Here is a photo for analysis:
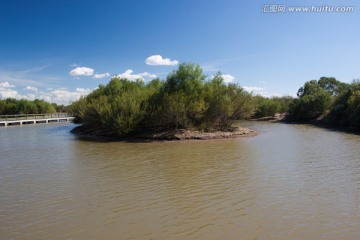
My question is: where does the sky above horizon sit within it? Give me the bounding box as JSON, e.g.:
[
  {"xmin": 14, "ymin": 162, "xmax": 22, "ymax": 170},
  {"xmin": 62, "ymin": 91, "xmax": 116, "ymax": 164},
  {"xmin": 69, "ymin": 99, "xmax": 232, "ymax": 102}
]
[{"xmin": 1, "ymin": 0, "xmax": 359, "ymax": 104}]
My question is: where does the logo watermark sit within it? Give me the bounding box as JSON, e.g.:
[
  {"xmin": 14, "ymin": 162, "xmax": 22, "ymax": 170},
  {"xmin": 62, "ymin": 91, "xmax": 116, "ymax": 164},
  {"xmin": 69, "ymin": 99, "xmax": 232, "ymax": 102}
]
[{"xmin": 262, "ymin": 5, "xmax": 355, "ymax": 13}]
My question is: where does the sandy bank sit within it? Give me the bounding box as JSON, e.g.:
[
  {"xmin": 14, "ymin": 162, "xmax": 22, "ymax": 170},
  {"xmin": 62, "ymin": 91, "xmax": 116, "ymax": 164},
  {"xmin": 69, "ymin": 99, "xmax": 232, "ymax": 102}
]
[{"xmin": 71, "ymin": 125, "xmax": 258, "ymax": 141}]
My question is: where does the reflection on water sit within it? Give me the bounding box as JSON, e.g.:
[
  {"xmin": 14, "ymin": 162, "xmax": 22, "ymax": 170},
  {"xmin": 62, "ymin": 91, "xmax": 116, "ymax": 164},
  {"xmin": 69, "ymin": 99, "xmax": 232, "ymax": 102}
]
[{"xmin": 1, "ymin": 122, "xmax": 360, "ymax": 239}]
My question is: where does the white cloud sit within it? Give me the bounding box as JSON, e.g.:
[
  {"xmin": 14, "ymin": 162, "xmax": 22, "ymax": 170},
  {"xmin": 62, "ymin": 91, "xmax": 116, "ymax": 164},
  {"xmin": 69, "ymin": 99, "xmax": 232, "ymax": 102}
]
[
  {"xmin": 43, "ymin": 88, "xmax": 91, "ymax": 104},
  {"xmin": 0, "ymin": 82, "xmax": 23, "ymax": 99},
  {"xmin": 0, "ymin": 82, "xmax": 15, "ymax": 88},
  {"xmin": 0, "ymin": 88, "xmax": 22, "ymax": 99},
  {"xmin": 0, "ymin": 80, "xmax": 92, "ymax": 104},
  {"xmin": 145, "ymin": 55, "xmax": 179, "ymax": 66},
  {"xmin": 93, "ymin": 72, "xmax": 110, "ymax": 79},
  {"xmin": 25, "ymin": 86, "xmax": 38, "ymax": 92},
  {"xmin": 69, "ymin": 67, "xmax": 94, "ymax": 77},
  {"xmin": 139, "ymin": 72, "xmax": 157, "ymax": 79},
  {"xmin": 210, "ymin": 74, "xmax": 235, "ymax": 83},
  {"xmin": 243, "ymin": 86, "xmax": 265, "ymax": 92},
  {"xmin": 117, "ymin": 70, "xmax": 157, "ymax": 81},
  {"xmin": 222, "ymin": 74, "xmax": 235, "ymax": 83},
  {"xmin": 243, "ymin": 86, "xmax": 273, "ymax": 97},
  {"xmin": 117, "ymin": 69, "xmax": 143, "ymax": 81},
  {"xmin": 25, "ymin": 87, "xmax": 92, "ymax": 104}
]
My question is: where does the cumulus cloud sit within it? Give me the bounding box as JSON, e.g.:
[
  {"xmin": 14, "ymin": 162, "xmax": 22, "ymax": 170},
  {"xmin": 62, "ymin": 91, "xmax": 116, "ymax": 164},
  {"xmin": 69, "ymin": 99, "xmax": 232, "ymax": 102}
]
[
  {"xmin": 243, "ymin": 86, "xmax": 273, "ymax": 97},
  {"xmin": 25, "ymin": 86, "xmax": 38, "ymax": 92},
  {"xmin": 43, "ymin": 88, "xmax": 91, "ymax": 104},
  {"xmin": 0, "ymin": 88, "xmax": 22, "ymax": 99},
  {"xmin": 117, "ymin": 70, "xmax": 157, "ymax": 81},
  {"xmin": 69, "ymin": 67, "xmax": 94, "ymax": 77},
  {"xmin": 0, "ymin": 82, "xmax": 23, "ymax": 99},
  {"xmin": 117, "ymin": 70, "xmax": 143, "ymax": 81},
  {"xmin": 139, "ymin": 72, "xmax": 157, "ymax": 79},
  {"xmin": 210, "ymin": 74, "xmax": 235, "ymax": 83},
  {"xmin": 0, "ymin": 81, "xmax": 92, "ymax": 104},
  {"xmin": 222, "ymin": 74, "xmax": 235, "ymax": 83},
  {"xmin": 93, "ymin": 72, "xmax": 110, "ymax": 79},
  {"xmin": 0, "ymin": 82, "xmax": 15, "ymax": 88},
  {"xmin": 25, "ymin": 87, "xmax": 92, "ymax": 104},
  {"xmin": 145, "ymin": 55, "xmax": 179, "ymax": 66},
  {"xmin": 243, "ymin": 86, "xmax": 265, "ymax": 92}
]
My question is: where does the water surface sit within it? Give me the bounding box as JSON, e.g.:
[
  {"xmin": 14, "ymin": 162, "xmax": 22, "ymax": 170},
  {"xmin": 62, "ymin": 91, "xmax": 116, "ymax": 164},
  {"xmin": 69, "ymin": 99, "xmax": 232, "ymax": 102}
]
[{"xmin": 1, "ymin": 122, "xmax": 360, "ymax": 239}]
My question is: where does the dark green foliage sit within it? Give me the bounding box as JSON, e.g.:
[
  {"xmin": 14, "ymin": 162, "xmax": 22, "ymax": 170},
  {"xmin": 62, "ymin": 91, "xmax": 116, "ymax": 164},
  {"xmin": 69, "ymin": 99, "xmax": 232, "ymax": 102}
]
[
  {"xmin": 70, "ymin": 64, "xmax": 256, "ymax": 136},
  {"xmin": 286, "ymin": 76, "xmax": 360, "ymax": 129},
  {"xmin": 0, "ymin": 98, "xmax": 56, "ymax": 114},
  {"xmin": 69, "ymin": 78, "xmax": 152, "ymax": 136},
  {"xmin": 52, "ymin": 103, "xmax": 69, "ymax": 113},
  {"xmin": 68, "ymin": 68, "xmax": 360, "ymax": 131},
  {"xmin": 253, "ymin": 96, "xmax": 292, "ymax": 118},
  {"xmin": 318, "ymin": 77, "xmax": 348, "ymax": 96},
  {"xmin": 288, "ymin": 92, "xmax": 331, "ymax": 122},
  {"xmin": 326, "ymin": 81, "xmax": 360, "ymax": 128},
  {"xmin": 202, "ymin": 74, "xmax": 255, "ymax": 129},
  {"xmin": 287, "ymin": 78, "xmax": 333, "ymax": 122},
  {"xmin": 150, "ymin": 64, "xmax": 207, "ymax": 129}
]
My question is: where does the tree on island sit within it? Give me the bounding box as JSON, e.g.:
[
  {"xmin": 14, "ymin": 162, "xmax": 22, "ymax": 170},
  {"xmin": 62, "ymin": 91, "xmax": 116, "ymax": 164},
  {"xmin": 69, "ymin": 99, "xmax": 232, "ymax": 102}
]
[{"xmin": 69, "ymin": 63, "xmax": 256, "ymax": 137}]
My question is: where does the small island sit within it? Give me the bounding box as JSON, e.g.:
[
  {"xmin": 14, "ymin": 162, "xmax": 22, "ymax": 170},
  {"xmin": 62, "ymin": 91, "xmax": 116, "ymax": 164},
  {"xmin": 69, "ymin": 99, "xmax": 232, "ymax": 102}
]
[
  {"xmin": 70, "ymin": 63, "xmax": 258, "ymax": 140},
  {"xmin": 68, "ymin": 63, "xmax": 360, "ymax": 140}
]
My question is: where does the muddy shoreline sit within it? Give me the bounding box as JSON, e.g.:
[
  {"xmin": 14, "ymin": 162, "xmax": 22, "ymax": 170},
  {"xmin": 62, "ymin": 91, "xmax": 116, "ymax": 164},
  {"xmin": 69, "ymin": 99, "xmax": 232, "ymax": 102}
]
[{"xmin": 71, "ymin": 125, "xmax": 258, "ymax": 142}]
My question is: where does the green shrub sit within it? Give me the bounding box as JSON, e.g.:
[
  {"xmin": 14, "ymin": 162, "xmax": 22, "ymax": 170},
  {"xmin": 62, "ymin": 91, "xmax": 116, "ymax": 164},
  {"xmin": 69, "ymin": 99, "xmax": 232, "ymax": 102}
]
[{"xmin": 70, "ymin": 63, "xmax": 257, "ymax": 136}]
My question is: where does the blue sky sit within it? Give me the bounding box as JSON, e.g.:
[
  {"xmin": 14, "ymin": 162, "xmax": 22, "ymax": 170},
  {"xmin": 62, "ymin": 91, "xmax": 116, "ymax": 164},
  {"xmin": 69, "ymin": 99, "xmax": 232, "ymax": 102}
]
[{"xmin": 0, "ymin": 0, "xmax": 359, "ymax": 104}]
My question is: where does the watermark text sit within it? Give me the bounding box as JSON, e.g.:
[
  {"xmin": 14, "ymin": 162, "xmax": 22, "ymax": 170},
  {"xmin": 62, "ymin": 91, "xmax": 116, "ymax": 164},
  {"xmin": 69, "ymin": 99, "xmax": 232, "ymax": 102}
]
[{"xmin": 262, "ymin": 5, "xmax": 354, "ymax": 13}]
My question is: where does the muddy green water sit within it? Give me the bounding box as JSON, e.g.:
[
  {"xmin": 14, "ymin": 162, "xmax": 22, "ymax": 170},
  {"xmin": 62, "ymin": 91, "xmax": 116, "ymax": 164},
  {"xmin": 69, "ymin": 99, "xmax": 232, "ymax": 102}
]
[{"xmin": 1, "ymin": 122, "xmax": 360, "ymax": 240}]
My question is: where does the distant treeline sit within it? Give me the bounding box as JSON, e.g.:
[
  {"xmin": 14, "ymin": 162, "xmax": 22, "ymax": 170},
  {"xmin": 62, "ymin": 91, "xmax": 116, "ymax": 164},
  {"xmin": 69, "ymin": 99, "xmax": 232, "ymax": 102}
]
[
  {"xmin": 252, "ymin": 95, "xmax": 292, "ymax": 119},
  {"xmin": 287, "ymin": 77, "xmax": 360, "ymax": 129},
  {"xmin": 0, "ymin": 98, "xmax": 68, "ymax": 115}
]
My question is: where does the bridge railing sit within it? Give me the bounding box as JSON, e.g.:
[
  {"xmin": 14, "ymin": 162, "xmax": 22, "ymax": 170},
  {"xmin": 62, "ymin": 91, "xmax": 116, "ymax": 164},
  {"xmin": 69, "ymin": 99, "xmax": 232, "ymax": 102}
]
[{"xmin": 0, "ymin": 113, "xmax": 72, "ymax": 121}]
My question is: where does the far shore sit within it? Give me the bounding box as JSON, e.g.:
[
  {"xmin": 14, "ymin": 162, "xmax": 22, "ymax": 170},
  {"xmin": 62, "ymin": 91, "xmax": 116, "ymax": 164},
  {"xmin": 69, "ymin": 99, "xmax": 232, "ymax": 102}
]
[{"xmin": 71, "ymin": 125, "xmax": 259, "ymax": 142}]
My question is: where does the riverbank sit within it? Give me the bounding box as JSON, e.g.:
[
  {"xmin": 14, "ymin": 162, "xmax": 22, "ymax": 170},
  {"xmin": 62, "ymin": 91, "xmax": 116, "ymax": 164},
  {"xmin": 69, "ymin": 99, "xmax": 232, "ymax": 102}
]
[
  {"xmin": 251, "ymin": 113, "xmax": 360, "ymax": 135},
  {"xmin": 250, "ymin": 113, "xmax": 287, "ymax": 122},
  {"xmin": 71, "ymin": 125, "xmax": 258, "ymax": 141}
]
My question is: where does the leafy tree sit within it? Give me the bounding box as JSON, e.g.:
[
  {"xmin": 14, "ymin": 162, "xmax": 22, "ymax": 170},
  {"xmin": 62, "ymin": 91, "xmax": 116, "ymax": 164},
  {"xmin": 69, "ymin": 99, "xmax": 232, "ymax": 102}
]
[
  {"xmin": 70, "ymin": 63, "xmax": 257, "ymax": 136},
  {"xmin": 0, "ymin": 100, "xmax": 5, "ymax": 114},
  {"xmin": 287, "ymin": 78, "xmax": 333, "ymax": 122},
  {"xmin": 18, "ymin": 100, "xmax": 37, "ymax": 114},
  {"xmin": 33, "ymin": 99, "xmax": 56, "ymax": 113},
  {"xmin": 203, "ymin": 73, "xmax": 234, "ymax": 129},
  {"xmin": 252, "ymin": 95, "xmax": 292, "ymax": 118},
  {"xmin": 326, "ymin": 81, "xmax": 360, "ymax": 128},
  {"xmin": 318, "ymin": 77, "xmax": 348, "ymax": 96},
  {"xmin": 149, "ymin": 63, "xmax": 207, "ymax": 129}
]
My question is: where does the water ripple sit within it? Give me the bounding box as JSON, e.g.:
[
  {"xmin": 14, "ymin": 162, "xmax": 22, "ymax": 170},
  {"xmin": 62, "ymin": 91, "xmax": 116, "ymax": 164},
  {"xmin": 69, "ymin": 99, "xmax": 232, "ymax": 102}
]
[{"xmin": 1, "ymin": 123, "xmax": 360, "ymax": 239}]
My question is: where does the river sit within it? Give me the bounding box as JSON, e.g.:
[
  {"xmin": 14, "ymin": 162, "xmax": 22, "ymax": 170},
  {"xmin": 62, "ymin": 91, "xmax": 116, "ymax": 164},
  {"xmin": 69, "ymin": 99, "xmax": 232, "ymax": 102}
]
[{"xmin": 1, "ymin": 122, "xmax": 360, "ymax": 240}]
